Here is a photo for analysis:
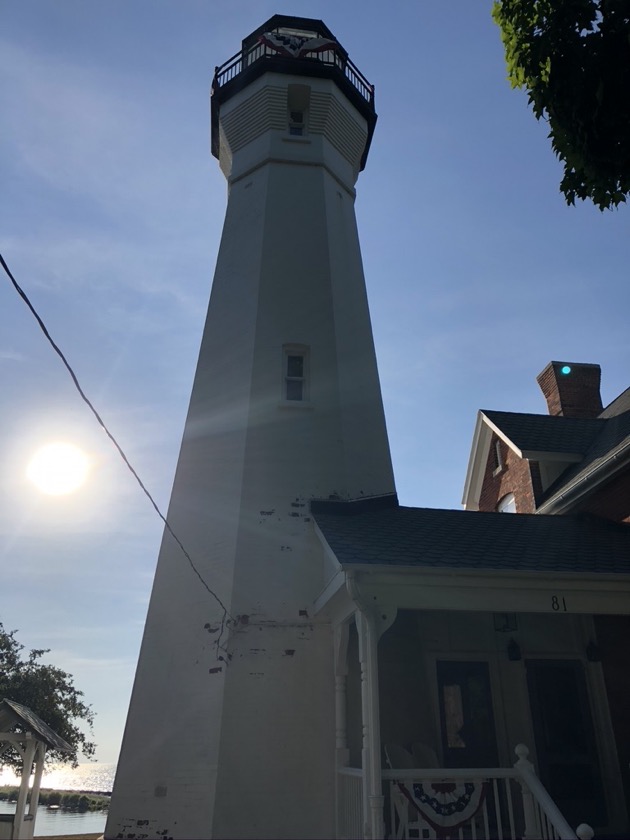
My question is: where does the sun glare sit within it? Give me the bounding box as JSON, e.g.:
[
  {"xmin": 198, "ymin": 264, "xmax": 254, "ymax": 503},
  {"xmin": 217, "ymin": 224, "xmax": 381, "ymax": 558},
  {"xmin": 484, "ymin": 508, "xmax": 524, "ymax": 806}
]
[{"xmin": 26, "ymin": 442, "xmax": 90, "ymax": 496}]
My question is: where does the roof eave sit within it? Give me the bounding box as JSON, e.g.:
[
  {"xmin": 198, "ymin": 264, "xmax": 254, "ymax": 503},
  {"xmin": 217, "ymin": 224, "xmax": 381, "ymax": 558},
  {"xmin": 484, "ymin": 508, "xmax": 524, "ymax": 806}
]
[
  {"xmin": 462, "ymin": 412, "xmax": 490, "ymax": 510},
  {"xmin": 537, "ymin": 439, "xmax": 630, "ymax": 514}
]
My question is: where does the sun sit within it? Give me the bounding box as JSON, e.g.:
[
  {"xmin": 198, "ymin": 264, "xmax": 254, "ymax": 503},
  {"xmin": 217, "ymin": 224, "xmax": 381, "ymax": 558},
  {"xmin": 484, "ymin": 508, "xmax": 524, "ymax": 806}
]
[{"xmin": 26, "ymin": 442, "xmax": 90, "ymax": 496}]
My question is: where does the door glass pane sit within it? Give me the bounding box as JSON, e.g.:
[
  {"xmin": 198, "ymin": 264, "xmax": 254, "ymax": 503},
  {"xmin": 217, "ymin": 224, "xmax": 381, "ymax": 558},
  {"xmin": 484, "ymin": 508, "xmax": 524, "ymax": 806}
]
[{"xmin": 437, "ymin": 661, "xmax": 499, "ymax": 768}]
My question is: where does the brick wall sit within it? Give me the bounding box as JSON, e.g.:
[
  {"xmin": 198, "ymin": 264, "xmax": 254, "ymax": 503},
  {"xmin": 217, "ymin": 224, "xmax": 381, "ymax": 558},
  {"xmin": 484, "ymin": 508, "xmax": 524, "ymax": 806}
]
[
  {"xmin": 573, "ymin": 470, "xmax": 630, "ymax": 523},
  {"xmin": 537, "ymin": 361, "xmax": 603, "ymax": 418},
  {"xmin": 478, "ymin": 435, "xmax": 542, "ymax": 513}
]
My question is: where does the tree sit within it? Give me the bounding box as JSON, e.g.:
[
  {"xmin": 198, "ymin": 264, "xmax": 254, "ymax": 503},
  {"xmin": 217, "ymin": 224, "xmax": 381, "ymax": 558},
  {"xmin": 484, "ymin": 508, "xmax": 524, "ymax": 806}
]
[
  {"xmin": 0, "ymin": 623, "xmax": 95, "ymax": 772},
  {"xmin": 492, "ymin": 0, "xmax": 630, "ymax": 210}
]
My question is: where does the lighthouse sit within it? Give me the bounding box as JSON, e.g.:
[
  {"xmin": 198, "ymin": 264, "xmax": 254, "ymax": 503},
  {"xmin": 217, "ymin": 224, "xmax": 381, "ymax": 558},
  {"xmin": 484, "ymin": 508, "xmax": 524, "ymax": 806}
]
[{"xmin": 106, "ymin": 16, "xmax": 395, "ymax": 839}]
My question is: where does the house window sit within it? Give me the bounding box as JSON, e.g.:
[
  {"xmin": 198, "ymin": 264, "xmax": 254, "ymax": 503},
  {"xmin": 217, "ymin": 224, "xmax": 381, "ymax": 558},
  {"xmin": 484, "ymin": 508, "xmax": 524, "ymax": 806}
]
[
  {"xmin": 283, "ymin": 345, "xmax": 309, "ymax": 402},
  {"xmin": 493, "ymin": 439, "xmax": 504, "ymax": 475},
  {"xmin": 497, "ymin": 492, "xmax": 516, "ymax": 513}
]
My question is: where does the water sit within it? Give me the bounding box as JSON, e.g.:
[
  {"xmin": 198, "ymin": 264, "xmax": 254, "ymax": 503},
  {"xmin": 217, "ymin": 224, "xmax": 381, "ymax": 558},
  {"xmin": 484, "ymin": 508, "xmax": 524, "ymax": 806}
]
[
  {"xmin": 0, "ymin": 763, "xmax": 116, "ymax": 793},
  {"xmin": 0, "ymin": 801, "xmax": 106, "ymax": 836},
  {"xmin": 0, "ymin": 764, "xmax": 115, "ymax": 836}
]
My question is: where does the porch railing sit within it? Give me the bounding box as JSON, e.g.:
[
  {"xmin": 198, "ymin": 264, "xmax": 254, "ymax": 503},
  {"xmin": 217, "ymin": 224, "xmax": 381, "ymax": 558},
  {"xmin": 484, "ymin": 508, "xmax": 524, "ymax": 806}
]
[
  {"xmin": 337, "ymin": 745, "xmax": 595, "ymax": 840},
  {"xmin": 337, "ymin": 766, "xmax": 364, "ymax": 840}
]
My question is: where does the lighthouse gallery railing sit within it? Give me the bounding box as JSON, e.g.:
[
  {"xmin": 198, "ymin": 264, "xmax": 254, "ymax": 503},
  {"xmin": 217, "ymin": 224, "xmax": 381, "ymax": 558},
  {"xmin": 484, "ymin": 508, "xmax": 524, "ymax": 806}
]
[{"xmin": 213, "ymin": 42, "xmax": 375, "ymax": 106}]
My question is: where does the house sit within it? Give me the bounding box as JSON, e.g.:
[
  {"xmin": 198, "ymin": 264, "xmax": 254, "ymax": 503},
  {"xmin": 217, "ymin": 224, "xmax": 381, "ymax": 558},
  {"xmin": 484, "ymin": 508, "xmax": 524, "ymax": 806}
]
[
  {"xmin": 458, "ymin": 359, "xmax": 630, "ymax": 834},
  {"xmin": 106, "ymin": 15, "xmax": 630, "ymax": 840}
]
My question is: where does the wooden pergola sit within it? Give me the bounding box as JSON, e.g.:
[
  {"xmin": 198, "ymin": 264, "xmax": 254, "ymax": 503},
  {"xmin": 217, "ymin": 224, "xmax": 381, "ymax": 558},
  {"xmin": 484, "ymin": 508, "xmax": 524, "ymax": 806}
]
[{"xmin": 0, "ymin": 699, "xmax": 72, "ymax": 840}]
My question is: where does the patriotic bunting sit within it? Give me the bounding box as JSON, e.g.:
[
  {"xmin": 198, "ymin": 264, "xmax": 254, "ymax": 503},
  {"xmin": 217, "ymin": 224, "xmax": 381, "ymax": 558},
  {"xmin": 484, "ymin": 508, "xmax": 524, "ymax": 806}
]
[
  {"xmin": 396, "ymin": 779, "xmax": 488, "ymax": 838},
  {"xmin": 258, "ymin": 32, "xmax": 337, "ymax": 58}
]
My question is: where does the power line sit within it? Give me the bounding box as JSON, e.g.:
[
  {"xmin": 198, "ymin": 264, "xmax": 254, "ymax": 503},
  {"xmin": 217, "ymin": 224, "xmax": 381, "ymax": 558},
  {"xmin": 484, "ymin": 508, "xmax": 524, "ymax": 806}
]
[{"xmin": 0, "ymin": 252, "xmax": 234, "ymax": 645}]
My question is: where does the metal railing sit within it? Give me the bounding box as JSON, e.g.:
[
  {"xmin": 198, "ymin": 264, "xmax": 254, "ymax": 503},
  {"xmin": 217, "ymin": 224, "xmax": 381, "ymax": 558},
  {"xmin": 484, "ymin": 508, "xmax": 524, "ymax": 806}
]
[{"xmin": 213, "ymin": 41, "xmax": 374, "ymax": 106}]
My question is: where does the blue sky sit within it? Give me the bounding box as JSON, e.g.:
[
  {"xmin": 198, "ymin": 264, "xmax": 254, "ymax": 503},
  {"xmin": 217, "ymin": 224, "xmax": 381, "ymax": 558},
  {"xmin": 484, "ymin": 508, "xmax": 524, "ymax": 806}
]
[{"xmin": 1, "ymin": 1, "xmax": 629, "ymax": 764}]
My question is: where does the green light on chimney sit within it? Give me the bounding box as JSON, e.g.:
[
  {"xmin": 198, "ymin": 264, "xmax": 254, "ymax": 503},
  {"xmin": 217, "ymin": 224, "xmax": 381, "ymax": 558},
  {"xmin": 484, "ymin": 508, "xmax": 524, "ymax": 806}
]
[{"xmin": 560, "ymin": 365, "xmax": 572, "ymax": 375}]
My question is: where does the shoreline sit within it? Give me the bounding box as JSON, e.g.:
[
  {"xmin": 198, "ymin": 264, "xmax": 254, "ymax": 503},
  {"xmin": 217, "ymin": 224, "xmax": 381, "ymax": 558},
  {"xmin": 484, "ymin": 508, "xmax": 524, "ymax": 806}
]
[
  {"xmin": 0, "ymin": 785, "xmax": 110, "ymax": 811},
  {"xmin": 34, "ymin": 836, "xmax": 103, "ymax": 840}
]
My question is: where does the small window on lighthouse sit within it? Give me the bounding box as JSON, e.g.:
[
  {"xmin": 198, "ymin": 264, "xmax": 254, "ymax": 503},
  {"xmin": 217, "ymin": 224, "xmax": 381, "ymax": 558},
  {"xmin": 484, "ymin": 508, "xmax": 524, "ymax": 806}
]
[
  {"xmin": 287, "ymin": 84, "xmax": 310, "ymax": 137},
  {"xmin": 283, "ymin": 345, "xmax": 309, "ymax": 402},
  {"xmin": 289, "ymin": 110, "xmax": 305, "ymax": 136}
]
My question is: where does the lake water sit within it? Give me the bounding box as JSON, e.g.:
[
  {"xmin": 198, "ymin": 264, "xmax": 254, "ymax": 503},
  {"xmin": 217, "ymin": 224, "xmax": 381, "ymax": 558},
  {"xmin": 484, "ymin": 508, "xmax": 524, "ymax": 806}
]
[
  {"xmin": 0, "ymin": 764, "xmax": 115, "ymax": 836},
  {"xmin": 0, "ymin": 763, "xmax": 116, "ymax": 793},
  {"xmin": 0, "ymin": 801, "xmax": 106, "ymax": 836}
]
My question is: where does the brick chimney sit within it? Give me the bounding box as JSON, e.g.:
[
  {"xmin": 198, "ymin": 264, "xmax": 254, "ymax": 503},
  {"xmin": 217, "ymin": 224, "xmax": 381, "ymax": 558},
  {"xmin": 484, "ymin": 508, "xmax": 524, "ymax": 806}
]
[{"xmin": 537, "ymin": 361, "xmax": 603, "ymax": 418}]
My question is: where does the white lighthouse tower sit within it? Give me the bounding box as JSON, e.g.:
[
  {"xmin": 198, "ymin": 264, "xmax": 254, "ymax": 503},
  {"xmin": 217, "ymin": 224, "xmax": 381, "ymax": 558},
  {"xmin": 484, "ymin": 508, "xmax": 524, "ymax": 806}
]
[{"xmin": 106, "ymin": 16, "xmax": 395, "ymax": 839}]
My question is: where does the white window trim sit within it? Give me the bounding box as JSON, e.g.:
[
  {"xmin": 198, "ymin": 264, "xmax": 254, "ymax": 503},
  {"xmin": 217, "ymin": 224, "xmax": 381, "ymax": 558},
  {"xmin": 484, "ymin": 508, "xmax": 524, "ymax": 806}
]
[{"xmin": 492, "ymin": 439, "xmax": 504, "ymax": 476}]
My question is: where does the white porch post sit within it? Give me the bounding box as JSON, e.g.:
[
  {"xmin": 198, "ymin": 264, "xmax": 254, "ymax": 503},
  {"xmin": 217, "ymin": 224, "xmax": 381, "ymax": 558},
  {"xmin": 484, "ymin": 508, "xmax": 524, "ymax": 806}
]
[
  {"xmin": 334, "ymin": 622, "xmax": 351, "ymax": 840},
  {"xmin": 356, "ymin": 609, "xmax": 385, "ymax": 840},
  {"xmin": 335, "ymin": 622, "xmax": 350, "ymax": 767}
]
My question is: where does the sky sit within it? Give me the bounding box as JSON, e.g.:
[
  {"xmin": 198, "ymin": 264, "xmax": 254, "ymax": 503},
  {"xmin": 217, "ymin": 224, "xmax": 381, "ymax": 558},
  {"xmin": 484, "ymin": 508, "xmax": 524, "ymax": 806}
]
[{"xmin": 1, "ymin": 1, "xmax": 629, "ymax": 765}]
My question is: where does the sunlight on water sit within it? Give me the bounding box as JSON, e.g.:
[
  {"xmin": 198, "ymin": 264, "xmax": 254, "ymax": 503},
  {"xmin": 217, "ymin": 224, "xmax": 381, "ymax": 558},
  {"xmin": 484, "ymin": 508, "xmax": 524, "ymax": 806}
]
[
  {"xmin": 0, "ymin": 765, "xmax": 114, "ymax": 837},
  {"xmin": 0, "ymin": 763, "xmax": 115, "ymax": 793}
]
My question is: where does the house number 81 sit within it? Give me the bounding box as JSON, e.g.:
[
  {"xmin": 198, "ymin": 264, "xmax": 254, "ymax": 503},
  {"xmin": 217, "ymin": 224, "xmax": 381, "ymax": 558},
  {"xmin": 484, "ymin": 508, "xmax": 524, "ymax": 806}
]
[{"xmin": 551, "ymin": 595, "xmax": 567, "ymax": 612}]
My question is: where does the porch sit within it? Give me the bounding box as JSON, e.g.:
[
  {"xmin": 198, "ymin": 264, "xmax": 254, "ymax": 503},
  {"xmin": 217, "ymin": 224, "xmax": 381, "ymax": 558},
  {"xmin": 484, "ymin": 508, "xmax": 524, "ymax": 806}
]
[
  {"xmin": 331, "ymin": 606, "xmax": 619, "ymax": 839},
  {"xmin": 337, "ymin": 744, "xmax": 595, "ymax": 840},
  {"xmin": 312, "ymin": 500, "xmax": 630, "ymax": 839}
]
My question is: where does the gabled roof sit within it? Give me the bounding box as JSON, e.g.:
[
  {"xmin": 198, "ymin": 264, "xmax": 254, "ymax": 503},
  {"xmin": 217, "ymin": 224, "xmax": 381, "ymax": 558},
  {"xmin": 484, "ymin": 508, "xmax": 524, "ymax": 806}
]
[
  {"xmin": 0, "ymin": 698, "xmax": 73, "ymax": 752},
  {"xmin": 482, "ymin": 411, "xmax": 603, "ymax": 457},
  {"xmin": 463, "ymin": 388, "xmax": 630, "ymax": 512},
  {"xmin": 314, "ymin": 505, "xmax": 630, "ymax": 575},
  {"xmin": 600, "ymin": 386, "xmax": 630, "ymax": 419},
  {"xmin": 538, "ymin": 399, "xmax": 630, "ymax": 512}
]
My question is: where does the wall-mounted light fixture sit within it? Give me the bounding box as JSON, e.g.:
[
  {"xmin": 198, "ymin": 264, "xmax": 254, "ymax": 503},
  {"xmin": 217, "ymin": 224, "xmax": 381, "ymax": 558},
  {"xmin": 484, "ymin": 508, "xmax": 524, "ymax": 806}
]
[{"xmin": 494, "ymin": 613, "xmax": 518, "ymax": 633}]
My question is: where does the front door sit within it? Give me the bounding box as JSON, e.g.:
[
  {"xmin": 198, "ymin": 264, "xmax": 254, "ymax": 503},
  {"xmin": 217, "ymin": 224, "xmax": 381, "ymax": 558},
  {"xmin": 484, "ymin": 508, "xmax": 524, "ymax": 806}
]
[
  {"xmin": 437, "ymin": 660, "xmax": 499, "ymax": 768},
  {"xmin": 526, "ymin": 659, "xmax": 606, "ymax": 828}
]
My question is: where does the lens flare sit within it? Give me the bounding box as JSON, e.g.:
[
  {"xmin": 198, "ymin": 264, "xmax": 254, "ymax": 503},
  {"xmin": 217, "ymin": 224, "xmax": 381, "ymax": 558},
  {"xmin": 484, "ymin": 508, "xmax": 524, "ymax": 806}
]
[{"xmin": 26, "ymin": 442, "xmax": 90, "ymax": 496}]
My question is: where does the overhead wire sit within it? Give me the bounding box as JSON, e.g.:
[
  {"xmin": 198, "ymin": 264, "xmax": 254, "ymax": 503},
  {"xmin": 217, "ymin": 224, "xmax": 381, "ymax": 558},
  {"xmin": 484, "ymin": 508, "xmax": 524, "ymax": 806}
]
[{"xmin": 0, "ymin": 252, "xmax": 234, "ymax": 651}]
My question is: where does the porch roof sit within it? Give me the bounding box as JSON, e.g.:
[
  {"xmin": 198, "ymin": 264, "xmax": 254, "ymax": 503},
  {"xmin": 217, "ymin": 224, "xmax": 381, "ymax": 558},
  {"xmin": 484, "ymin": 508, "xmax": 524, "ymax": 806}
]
[{"xmin": 314, "ymin": 504, "xmax": 630, "ymax": 575}]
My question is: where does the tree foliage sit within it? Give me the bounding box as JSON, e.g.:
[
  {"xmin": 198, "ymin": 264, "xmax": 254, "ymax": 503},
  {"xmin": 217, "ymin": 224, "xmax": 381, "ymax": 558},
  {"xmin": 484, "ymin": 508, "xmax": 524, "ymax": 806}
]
[
  {"xmin": 0, "ymin": 623, "xmax": 95, "ymax": 772},
  {"xmin": 492, "ymin": 0, "xmax": 630, "ymax": 209}
]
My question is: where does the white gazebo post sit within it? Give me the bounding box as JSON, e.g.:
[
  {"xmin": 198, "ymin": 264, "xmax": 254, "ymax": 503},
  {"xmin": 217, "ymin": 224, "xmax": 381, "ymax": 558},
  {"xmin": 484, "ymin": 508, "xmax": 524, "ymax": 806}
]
[
  {"xmin": 0, "ymin": 699, "xmax": 73, "ymax": 840},
  {"xmin": 27, "ymin": 743, "xmax": 47, "ymax": 819},
  {"xmin": 12, "ymin": 734, "xmax": 37, "ymax": 840}
]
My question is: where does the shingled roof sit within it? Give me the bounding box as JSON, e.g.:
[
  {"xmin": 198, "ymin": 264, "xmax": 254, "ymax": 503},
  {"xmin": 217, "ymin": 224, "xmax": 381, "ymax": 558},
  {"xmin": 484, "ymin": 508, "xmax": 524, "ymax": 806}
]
[
  {"xmin": 0, "ymin": 698, "xmax": 73, "ymax": 753},
  {"xmin": 314, "ymin": 504, "xmax": 630, "ymax": 575},
  {"xmin": 482, "ymin": 410, "xmax": 603, "ymax": 456},
  {"xmin": 539, "ymin": 404, "xmax": 630, "ymax": 509}
]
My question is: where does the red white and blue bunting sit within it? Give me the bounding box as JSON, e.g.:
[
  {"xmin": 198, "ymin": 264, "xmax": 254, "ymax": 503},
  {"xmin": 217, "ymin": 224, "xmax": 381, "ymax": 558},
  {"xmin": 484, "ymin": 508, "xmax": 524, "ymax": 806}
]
[
  {"xmin": 258, "ymin": 32, "xmax": 337, "ymax": 58},
  {"xmin": 397, "ymin": 780, "xmax": 488, "ymax": 838}
]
